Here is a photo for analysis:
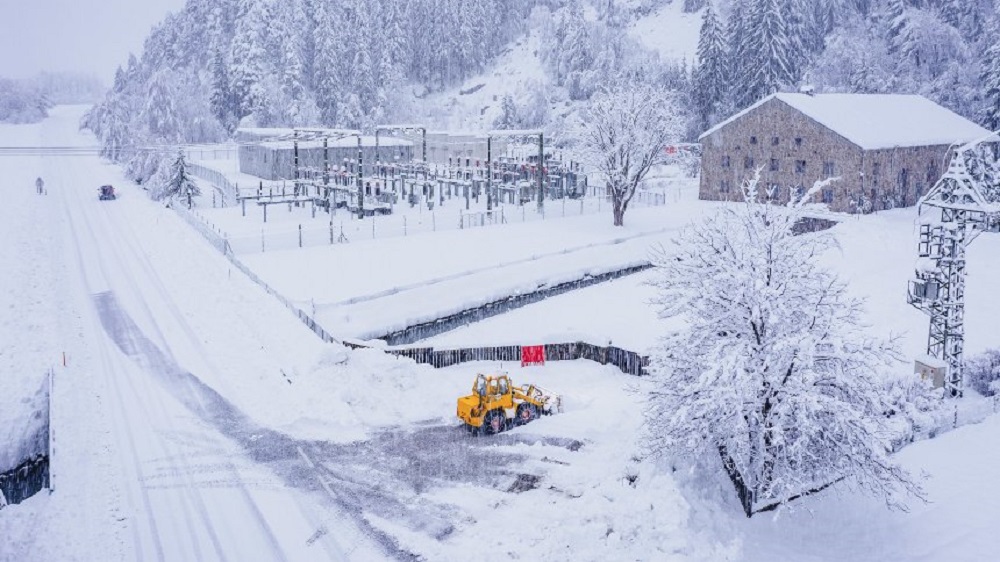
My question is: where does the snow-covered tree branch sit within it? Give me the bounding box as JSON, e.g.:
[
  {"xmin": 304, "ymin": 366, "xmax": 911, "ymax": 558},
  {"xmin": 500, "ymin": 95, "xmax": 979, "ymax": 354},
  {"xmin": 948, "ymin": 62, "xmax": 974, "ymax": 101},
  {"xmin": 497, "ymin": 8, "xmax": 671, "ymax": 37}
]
[
  {"xmin": 644, "ymin": 173, "xmax": 922, "ymax": 516},
  {"xmin": 577, "ymin": 83, "xmax": 680, "ymax": 226}
]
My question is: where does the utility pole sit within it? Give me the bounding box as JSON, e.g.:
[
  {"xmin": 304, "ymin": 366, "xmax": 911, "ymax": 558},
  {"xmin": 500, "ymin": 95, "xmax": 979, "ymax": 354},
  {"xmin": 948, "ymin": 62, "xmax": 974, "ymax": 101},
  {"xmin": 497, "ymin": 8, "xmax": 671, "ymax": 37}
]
[
  {"xmin": 357, "ymin": 135, "xmax": 364, "ymax": 219},
  {"xmin": 487, "ymin": 136, "xmax": 493, "ymax": 212},
  {"xmin": 293, "ymin": 129, "xmax": 300, "ymax": 196},
  {"xmin": 537, "ymin": 132, "xmax": 544, "ymax": 211},
  {"xmin": 908, "ymin": 141, "xmax": 1000, "ymax": 396}
]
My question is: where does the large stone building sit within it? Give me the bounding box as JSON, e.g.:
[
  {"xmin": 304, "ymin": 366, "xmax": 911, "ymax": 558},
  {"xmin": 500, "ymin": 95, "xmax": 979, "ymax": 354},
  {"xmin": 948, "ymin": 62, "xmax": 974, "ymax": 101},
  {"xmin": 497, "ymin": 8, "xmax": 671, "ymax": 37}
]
[{"xmin": 698, "ymin": 93, "xmax": 994, "ymax": 212}]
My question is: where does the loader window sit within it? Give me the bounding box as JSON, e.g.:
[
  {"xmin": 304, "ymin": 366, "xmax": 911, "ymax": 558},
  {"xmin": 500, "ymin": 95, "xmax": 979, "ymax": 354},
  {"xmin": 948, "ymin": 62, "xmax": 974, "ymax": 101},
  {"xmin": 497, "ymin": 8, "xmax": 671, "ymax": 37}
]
[
  {"xmin": 498, "ymin": 378, "xmax": 509, "ymax": 395},
  {"xmin": 476, "ymin": 377, "xmax": 487, "ymax": 396}
]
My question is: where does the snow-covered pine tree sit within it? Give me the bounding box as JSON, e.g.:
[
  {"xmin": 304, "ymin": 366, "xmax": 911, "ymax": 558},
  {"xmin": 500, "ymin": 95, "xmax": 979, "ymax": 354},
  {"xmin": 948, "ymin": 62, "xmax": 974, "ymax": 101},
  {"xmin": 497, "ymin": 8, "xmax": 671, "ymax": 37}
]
[
  {"xmin": 143, "ymin": 70, "xmax": 181, "ymax": 143},
  {"xmin": 693, "ymin": 2, "xmax": 728, "ymax": 130},
  {"xmin": 885, "ymin": 0, "xmax": 909, "ymax": 55},
  {"xmin": 158, "ymin": 149, "xmax": 200, "ymax": 203},
  {"xmin": 781, "ymin": 0, "xmax": 809, "ymax": 82},
  {"xmin": 741, "ymin": 0, "xmax": 794, "ymax": 107},
  {"xmin": 312, "ymin": 0, "xmax": 342, "ymax": 125},
  {"xmin": 494, "ymin": 94, "xmax": 519, "ymax": 129},
  {"xmin": 982, "ymin": 39, "xmax": 1000, "ymax": 131},
  {"xmin": 228, "ymin": 0, "xmax": 269, "ymax": 122},
  {"xmin": 210, "ymin": 47, "xmax": 236, "ymax": 133},
  {"xmin": 577, "ymin": 83, "xmax": 680, "ymax": 226},
  {"xmin": 727, "ymin": 0, "xmax": 751, "ymax": 108},
  {"xmin": 645, "ymin": 172, "xmax": 922, "ymax": 516}
]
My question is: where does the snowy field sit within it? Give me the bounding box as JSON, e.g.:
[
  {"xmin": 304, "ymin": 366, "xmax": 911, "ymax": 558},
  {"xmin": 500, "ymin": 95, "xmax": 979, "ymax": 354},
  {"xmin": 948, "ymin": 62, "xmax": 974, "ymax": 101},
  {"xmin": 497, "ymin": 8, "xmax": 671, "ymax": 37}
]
[
  {"xmin": 190, "ymin": 177, "xmax": 702, "ymax": 340},
  {"xmin": 417, "ymin": 206, "xmax": 1000, "ymax": 365},
  {"xmin": 3, "ymin": 107, "xmax": 1000, "ymax": 562}
]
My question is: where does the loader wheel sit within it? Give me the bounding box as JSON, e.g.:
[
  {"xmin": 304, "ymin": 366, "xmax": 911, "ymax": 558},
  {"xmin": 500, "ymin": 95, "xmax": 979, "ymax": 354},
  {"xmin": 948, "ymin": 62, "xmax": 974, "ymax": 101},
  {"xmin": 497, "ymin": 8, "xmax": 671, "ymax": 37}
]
[
  {"xmin": 516, "ymin": 404, "xmax": 538, "ymax": 425},
  {"xmin": 484, "ymin": 410, "xmax": 505, "ymax": 435}
]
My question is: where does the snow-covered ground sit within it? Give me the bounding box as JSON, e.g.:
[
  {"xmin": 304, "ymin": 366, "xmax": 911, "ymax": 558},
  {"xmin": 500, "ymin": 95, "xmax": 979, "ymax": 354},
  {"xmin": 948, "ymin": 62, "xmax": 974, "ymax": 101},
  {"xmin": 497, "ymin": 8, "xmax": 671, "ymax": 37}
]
[{"xmin": 3, "ymin": 107, "xmax": 1000, "ymax": 562}]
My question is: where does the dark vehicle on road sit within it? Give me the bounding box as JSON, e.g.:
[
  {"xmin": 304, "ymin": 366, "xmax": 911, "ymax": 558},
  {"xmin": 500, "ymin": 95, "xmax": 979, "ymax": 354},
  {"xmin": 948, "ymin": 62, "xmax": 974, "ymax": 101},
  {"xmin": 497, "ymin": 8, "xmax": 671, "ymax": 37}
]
[{"xmin": 99, "ymin": 185, "xmax": 116, "ymax": 200}]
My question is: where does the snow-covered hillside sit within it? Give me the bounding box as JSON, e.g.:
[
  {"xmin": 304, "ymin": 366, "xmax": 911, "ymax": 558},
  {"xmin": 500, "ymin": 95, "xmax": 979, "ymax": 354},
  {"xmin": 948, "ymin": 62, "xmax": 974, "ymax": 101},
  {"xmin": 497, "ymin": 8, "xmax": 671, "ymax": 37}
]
[
  {"xmin": 628, "ymin": 0, "xmax": 703, "ymax": 63},
  {"xmin": 410, "ymin": 0, "xmax": 702, "ymax": 133}
]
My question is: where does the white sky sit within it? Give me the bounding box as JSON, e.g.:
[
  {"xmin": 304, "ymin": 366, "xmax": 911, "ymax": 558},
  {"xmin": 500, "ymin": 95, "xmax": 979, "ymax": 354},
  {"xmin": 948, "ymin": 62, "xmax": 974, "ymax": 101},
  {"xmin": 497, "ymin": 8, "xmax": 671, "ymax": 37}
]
[{"xmin": 0, "ymin": 0, "xmax": 187, "ymax": 84}]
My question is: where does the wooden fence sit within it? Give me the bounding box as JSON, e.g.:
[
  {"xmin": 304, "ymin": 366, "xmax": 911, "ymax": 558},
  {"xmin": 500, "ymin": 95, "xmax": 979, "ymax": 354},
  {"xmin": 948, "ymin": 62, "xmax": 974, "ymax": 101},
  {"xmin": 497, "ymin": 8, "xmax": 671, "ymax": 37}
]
[
  {"xmin": 0, "ymin": 454, "xmax": 49, "ymax": 508},
  {"xmin": 379, "ymin": 341, "xmax": 650, "ymax": 377}
]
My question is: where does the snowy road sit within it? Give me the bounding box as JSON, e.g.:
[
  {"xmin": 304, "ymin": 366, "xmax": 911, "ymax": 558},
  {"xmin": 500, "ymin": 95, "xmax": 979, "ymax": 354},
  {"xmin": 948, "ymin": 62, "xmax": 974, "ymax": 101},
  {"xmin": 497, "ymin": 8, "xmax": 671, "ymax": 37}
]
[{"xmin": 25, "ymin": 107, "xmax": 388, "ymax": 561}]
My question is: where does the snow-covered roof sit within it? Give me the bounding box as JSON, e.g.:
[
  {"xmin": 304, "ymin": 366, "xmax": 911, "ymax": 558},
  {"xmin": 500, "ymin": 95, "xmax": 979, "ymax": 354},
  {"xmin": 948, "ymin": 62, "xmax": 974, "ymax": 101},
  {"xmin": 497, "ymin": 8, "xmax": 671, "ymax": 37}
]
[{"xmin": 699, "ymin": 93, "xmax": 996, "ymax": 150}]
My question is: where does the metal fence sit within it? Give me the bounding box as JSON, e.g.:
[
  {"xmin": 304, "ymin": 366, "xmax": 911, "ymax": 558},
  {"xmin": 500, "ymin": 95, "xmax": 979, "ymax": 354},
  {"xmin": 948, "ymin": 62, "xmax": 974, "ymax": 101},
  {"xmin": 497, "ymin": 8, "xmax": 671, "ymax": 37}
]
[
  {"xmin": 188, "ymin": 162, "xmax": 240, "ymax": 207},
  {"xmin": 223, "ymin": 195, "xmax": 666, "ymax": 254},
  {"xmin": 172, "ymin": 205, "xmax": 342, "ymax": 347}
]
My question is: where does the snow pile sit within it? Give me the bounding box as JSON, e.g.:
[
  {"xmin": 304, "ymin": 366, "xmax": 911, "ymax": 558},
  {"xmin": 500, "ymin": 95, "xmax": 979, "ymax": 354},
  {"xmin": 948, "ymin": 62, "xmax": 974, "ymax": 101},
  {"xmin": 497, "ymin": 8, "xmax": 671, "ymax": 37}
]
[{"xmin": 275, "ymin": 345, "xmax": 452, "ymax": 443}]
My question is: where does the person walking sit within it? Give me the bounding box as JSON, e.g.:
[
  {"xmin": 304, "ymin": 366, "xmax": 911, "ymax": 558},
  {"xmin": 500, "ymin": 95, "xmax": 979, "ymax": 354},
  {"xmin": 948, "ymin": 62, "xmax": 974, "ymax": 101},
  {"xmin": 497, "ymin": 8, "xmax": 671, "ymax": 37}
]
[{"xmin": 35, "ymin": 177, "xmax": 44, "ymax": 195}]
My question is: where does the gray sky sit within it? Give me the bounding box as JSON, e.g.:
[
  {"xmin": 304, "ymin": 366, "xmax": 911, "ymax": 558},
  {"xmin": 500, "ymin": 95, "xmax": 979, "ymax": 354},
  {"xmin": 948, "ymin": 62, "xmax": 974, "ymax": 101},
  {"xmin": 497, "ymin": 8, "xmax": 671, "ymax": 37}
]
[{"xmin": 0, "ymin": 0, "xmax": 187, "ymax": 84}]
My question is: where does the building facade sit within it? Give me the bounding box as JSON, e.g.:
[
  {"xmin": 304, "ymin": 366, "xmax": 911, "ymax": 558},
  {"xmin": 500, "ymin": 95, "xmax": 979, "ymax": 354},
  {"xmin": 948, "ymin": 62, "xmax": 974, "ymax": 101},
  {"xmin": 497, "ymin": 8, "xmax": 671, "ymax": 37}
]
[
  {"xmin": 238, "ymin": 136, "xmax": 413, "ymax": 181},
  {"xmin": 699, "ymin": 93, "xmax": 993, "ymax": 213}
]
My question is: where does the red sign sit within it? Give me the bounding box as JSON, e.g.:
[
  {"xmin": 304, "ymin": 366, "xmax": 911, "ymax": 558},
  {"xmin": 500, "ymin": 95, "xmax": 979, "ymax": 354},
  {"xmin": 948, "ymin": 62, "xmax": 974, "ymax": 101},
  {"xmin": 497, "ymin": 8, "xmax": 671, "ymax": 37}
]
[
  {"xmin": 664, "ymin": 145, "xmax": 677, "ymax": 155},
  {"xmin": 521, "ymin": 345, "xmax": 546, "ymax": 367}
]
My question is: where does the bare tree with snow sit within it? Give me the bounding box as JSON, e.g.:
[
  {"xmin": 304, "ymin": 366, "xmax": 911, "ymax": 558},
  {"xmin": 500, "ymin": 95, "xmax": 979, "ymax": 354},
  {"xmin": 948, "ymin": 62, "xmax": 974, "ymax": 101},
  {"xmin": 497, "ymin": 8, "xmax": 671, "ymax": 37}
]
[
  {"xmin": 644, "ymin": 172, "xmax": 922, "ymax": 516},
  {"xmin": 577, "ymin": 83, "xmax": 680, "ymax": 226}
]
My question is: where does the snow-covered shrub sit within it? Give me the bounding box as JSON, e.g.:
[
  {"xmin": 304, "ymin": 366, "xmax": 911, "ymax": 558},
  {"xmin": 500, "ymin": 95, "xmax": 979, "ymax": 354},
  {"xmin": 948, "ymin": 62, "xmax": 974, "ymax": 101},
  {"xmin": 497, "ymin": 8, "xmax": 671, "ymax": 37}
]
[
  {"xmin": 883, "ymin": 372, "xmax": 945, "ymax": 448},
  {"xmin": 125, "ymin": 149, "xmax": 168, "ymax": 186},
  {"xmin": 965, "ymin": 349, "xmax": 1000, "ymax": 397}
]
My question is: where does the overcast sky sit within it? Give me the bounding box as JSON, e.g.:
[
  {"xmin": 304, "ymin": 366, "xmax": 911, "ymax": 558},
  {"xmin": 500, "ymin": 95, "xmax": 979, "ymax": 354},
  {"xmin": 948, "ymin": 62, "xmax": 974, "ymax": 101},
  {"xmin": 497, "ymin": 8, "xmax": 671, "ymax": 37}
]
[{"xmin": 0, "ymin": 0, "xmax": 187, "ymax": 84}]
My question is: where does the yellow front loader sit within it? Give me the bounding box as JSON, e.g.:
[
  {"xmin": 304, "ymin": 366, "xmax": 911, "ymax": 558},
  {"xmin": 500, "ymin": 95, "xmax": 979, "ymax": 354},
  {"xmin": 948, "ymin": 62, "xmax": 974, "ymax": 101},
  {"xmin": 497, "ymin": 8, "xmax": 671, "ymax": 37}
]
[{"xmin": 457, "ymin": 373, "xmax": 562, "ymax": 434}]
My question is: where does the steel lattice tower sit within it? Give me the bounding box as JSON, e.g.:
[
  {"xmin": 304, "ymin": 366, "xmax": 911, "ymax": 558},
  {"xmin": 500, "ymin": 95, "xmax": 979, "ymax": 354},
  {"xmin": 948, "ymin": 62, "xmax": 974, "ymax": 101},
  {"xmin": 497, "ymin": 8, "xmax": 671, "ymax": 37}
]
[{"xmin": 908, "ymin": 142, "xmax": 1000, "ymax": 395}]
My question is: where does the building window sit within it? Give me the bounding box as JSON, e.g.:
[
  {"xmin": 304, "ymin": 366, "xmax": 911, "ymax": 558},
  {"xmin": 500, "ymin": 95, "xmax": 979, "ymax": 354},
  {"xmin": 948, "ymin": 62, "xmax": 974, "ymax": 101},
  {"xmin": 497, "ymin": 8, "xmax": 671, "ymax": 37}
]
[
  {"xmin": 722, "ymin": 155, "xmax": 730, "ymax": 168},
  {"xmin": 750, "ymin": 136, "xmax": 758, "ymax": 145},
  {"xmin": 926, "ymin": 161, "xmax": 939, "ymax": 185},
  {"xmin": 822, "ymin": 188, "xmax": 834, "ymax": 204},
  {"xmin": 720, "ymin": 180, "xmax": 732, "ymax": 193},
  {"xmin": 770, "ymin": 158, "xmax": 779, "ymax": 172},
  {"xmin": 795, "ymin": 185, "xmax": 806, "ymax": 198},
  {"xmin": 745, "ymin": 156, "xmax": 754, "ymax": 169},
  {"xmin": 795, "ymin": 137, "xmax": 803, "ymax": 147},
  {"xmin": 771, "ymin": 136, "xmax": 780, "ymax": 146},
  {"xmin": 795, "ymin": 160, "xmax": 806, "ymax": 174},
  {"xmin": 823, "ymin": 161, "xmax": 835, "ymax": 177},
  {"xmin": 898, "ymin": 168, "xmax": 909, "ymax": 190}
]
